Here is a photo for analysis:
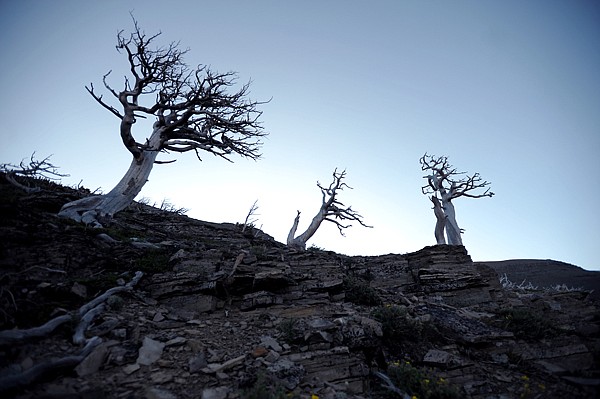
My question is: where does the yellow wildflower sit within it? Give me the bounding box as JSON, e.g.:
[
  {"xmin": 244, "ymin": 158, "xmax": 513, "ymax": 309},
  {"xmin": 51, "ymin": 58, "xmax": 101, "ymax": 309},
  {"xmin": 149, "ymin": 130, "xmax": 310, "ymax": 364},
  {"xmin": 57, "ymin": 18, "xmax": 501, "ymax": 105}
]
[{"xmin": 311, "ymin": 395, "xmax": 319, "ymax": 399}]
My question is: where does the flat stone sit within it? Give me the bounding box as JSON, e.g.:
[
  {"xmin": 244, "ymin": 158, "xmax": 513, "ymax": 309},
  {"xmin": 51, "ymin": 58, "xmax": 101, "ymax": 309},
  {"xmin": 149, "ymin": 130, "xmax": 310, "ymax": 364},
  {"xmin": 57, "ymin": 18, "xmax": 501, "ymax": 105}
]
[
  {"xmin": 146, "ymin": 387, "xmax": 178, "ymax": 399},
  {"xmin": 151, "ymin": 371, "xmax": 174, "ymax": 384},
  {"xmin": 137, "ymin": 337, "xmax": 166, "ymax": 366},
  {"xmin": 260, "ymin": 335, "xmax": 282, "ymax": 352},
  {"xmin": 308, "ymin": 318, "xmax": 336, "ymax": 330},
  {"xmin": 165, "ymin": 336, "xmax": 187, "ymax": 347},
  {"xmin": 71, "ymin": 282, "xmax": 88, "ymax": 298},
  {"xmin": 201, "ymin": 387, "xmax": 229, "ymax": 399},
  {"xmin": 201, "ymin": 354, "xmax": 246, "ymax": 374},
  {"xmin": 423, "ymin": 349, "xmax": 451, "ymax": 366},
  {"xmin": 188, "ymin": 353, "xmax": 208, "ymax": 373},
  {"xmin": 75, "ymin": 342, "xmax": 109, "ymax": 376},
  {"xmin": 123, "ymin": 363, "xmax": 141, "ymax": 375}
]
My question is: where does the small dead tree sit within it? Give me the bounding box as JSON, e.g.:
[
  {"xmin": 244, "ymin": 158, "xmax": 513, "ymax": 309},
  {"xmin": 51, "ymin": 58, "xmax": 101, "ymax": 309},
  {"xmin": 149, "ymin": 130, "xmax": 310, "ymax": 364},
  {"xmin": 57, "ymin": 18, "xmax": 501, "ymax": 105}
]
[
  {"xmin": 287, "ymin": 169, "xmax": 371, "ymax": 250},
  {"xmin": 241, "ymin": 199, "xmax": 260, "ymax": 233},
  {"xmin": 420, "ymin": 153, "xmax": 494, "ymax": 245},
  {"xmin": 58, "ymin": 18, "xmax": 267, "ymax": 227},
  {"xmin": 1, "ymin": 153, "xmax": 67, "ymax": 193}
]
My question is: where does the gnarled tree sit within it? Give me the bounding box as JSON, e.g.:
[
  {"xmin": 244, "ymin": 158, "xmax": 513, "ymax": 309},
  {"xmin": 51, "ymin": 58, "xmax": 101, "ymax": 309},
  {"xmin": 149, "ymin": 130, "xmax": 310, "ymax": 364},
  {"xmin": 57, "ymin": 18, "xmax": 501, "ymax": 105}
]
[
  {"xmin": 287, "ymin": 169, "xmax": 371, "ymax": 250},
  {"xmin": 58, "ymin": 19, "xmax": 267, "ymax": 227},
  {"xmin": 420, "ymin": 153, "xmax": 494, "ymax": 246}
]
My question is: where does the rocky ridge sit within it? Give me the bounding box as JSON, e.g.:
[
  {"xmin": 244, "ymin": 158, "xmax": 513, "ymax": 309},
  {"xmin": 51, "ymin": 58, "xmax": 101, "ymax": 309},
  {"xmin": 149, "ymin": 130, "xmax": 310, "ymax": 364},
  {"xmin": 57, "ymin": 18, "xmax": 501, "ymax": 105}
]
[{"xmin": 0, "ymin": 175, "xmax": 599, "ymax": 398}]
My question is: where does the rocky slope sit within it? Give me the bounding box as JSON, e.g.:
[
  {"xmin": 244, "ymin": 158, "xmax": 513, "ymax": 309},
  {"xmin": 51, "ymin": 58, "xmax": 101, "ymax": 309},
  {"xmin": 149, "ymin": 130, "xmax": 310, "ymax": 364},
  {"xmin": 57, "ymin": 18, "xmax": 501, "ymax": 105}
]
[
  {"xmin": 0, "ymin": 174, "xmax": 599, "ymax": 399},
  {"xmin": 478, "ymin": 260, "xmax": 600, "ymax": 300}
]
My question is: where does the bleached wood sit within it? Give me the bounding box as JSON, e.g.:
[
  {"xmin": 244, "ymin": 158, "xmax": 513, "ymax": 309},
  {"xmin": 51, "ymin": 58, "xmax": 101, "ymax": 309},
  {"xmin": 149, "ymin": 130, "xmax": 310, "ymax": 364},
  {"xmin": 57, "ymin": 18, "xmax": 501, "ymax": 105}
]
[
  {"xmin": 420, "ymin": 154, "xmax": 493, "ymax": 246},
  {"xmin": 0, "ymin": 337, "xmax": 101, "ymax": 393},
  {"xmin": 430, "ymin": 196, "xmax": 446, "ymax": 245},
  {"xmin": 287, "ymin": 169, "xmax": 371, "ymax": 250},
  {"xmin": 58, "ymin": 19, "xmax": 266, "ymax": 227}
]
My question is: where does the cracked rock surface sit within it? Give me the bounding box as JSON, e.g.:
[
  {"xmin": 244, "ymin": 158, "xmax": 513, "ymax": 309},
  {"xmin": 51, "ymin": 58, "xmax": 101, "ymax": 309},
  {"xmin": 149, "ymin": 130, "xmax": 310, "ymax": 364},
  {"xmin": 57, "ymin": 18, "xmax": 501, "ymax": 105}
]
[{"xmin": 1, "ymin": 174, "xmax": 599, "ymax": 398}]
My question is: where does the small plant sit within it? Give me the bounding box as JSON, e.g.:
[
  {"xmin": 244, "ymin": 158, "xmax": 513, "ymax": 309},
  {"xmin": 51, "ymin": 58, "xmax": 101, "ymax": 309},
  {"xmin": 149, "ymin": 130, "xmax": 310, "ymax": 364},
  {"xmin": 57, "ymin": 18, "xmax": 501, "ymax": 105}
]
[
  {"xmin": 158, "ymin": 198, "xmax": 189, "ymax": 215},
  {"xmin": 134, "ymin": 249, "xmax": 171, "ymax": 273},
  {"xmin": 499, "ymin": 308, "xmax": 556, "ymax": 340},
  {"xmin": 344, "ymin": 276, "xmax": 382, "ymax": 306},
  {"xmin": 241, "ymin": 372, "xmax": 295, "ymax": 399},
  {"xmin": 241, "ymin": 199, "xmax": 260, "ymax": 233},
  {"xmin": 382, "ymin": 360, "xmax": 461, "ymax": 399},
  {"xmin": 372, "ymin": 305, "xmax": 422, "ymax": 342},
  {"xmin": 277, "ymin": 318, "xmax": 299, "ymax": 344},
  {"xmin": 249, "ymin": 245, "xmax": 270, "ymax": 261}
]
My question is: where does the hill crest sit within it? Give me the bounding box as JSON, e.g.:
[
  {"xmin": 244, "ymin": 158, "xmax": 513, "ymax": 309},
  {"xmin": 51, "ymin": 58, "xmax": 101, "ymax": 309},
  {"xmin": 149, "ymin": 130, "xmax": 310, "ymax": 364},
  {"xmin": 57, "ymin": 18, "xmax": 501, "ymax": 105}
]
[{"xmin": 1, "ymin": 174, "xmax": 599, "ymax": 398}]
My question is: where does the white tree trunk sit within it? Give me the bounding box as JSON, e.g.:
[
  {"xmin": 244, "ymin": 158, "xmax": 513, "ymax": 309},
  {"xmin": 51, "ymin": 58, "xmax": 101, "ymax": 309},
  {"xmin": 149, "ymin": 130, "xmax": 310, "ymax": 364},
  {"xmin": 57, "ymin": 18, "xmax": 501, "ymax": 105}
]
[
  {"xmin": 431, "ymin": 196, "xmax": 446, "ymax": 245},
  {"xmin": 58, "ymin": 128, "xmax": 162, "ymax": 226},
  {"xmin": 287, "ymin": 211, "xmax": 301, "ymax": 248},
  {"xmin": 441, "ymin": 196, "xmax": 463, "ymax": 245},
  {"xmin": 287, "ymin": 209, "xmax": 326, "ymax": 250}
]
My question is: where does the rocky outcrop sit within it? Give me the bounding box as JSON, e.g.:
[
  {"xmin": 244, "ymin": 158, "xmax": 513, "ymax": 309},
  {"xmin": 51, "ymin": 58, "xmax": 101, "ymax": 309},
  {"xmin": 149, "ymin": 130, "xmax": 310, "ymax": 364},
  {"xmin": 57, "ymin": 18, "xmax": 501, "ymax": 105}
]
[{"xmin": 1, "ymin": 174, "xmax": 599, "ymax": 399}]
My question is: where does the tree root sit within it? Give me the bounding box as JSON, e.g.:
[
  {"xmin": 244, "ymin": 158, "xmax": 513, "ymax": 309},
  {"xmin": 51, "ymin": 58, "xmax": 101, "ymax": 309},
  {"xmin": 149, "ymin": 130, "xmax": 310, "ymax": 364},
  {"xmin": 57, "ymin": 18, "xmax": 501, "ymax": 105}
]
[
  {"xmin": 0, "ymin": 337, "xmax": 101, "ymax": 393},
  {"xmin": 0, "ymin": 271, "xmax": 143, "ymax": 394}
]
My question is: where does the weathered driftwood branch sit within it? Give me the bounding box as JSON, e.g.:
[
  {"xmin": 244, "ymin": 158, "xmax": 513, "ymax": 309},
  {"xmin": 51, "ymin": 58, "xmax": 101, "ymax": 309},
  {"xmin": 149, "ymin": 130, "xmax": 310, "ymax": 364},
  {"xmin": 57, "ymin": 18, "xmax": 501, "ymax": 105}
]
[
  {"xmin": 0, "ymin": 314, "xmax": 72, "ymax": 346},
  {"xmin": 0, "ymin": 271, "xmax": 143, "ymax": 346},
  {"xmin": 0, "ymin": 272, "xmax": 143, "ymax": 394},
  {"xmin": 0, "ymin": 337, "xmax": 101, "ymax": 394},
  {"xmin": 287, "ymin": 169, "xmax": 371, "ymax": 250}
]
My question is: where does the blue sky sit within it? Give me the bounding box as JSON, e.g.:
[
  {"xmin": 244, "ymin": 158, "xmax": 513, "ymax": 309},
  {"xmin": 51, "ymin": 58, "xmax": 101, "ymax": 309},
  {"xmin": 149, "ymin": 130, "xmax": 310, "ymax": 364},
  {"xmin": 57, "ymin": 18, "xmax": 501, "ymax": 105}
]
[{"xmin": 1, "ymin": 1, "xmax": 599, "ymax": 270}]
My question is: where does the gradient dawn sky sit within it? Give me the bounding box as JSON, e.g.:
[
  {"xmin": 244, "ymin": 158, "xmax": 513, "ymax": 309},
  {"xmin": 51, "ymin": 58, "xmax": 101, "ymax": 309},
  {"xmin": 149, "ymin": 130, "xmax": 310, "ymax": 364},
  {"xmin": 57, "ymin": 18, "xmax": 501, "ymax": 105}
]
[{"xmin": 1, "ymin": 1, "xmax": 599, "ymax": 270}]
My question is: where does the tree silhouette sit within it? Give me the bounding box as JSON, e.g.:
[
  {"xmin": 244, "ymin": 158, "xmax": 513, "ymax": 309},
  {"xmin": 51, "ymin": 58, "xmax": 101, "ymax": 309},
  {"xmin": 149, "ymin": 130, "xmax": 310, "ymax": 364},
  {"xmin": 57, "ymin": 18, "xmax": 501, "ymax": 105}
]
[
  {"xmin": 420, "ymin": 153, "xmax": 493, "ymax": 245},
  {"xmin": 287, "ymin": 169, "xmax": 371, "ymax": 250},
  {"xmin": 59, "ymin": 18, "xmax": 267, "ymax": 226}
]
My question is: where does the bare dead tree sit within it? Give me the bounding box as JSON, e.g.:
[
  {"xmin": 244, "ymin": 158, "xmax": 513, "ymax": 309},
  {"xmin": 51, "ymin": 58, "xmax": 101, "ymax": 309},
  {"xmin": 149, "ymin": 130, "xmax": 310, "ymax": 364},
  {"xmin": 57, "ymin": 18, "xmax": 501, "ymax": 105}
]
[
  {"xmin": 420, "ymin": 153, "xmax": 494, "ymax": 245},
  {"xmin": 1, "ymin": 153, "xmax": 68, "ymax": 193},
  {"xmin": 287, "ymin": 169, "xmax": 371, "ymax": 250},
  {"xmin": 58, "ymin": 17, "xmax": 267, "ymax": 227},
  {"xmin": 241, "ymin": 199, "xmax": 260, "ymax": 233}
]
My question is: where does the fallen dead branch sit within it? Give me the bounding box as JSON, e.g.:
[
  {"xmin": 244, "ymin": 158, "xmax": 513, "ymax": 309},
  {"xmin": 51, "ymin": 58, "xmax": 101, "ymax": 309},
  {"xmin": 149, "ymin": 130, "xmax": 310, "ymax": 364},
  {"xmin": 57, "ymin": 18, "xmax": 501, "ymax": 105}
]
[
  {"xmin": 0, "ymin": 271, "xmax": 143, "ymax": 346},
  {"xmin": 0, "ymin": 271, "xmax": 143, "ymax": 394},
  {"xmin": 0, "ymin": 336, "xmax": 101, "ymax": 393}
]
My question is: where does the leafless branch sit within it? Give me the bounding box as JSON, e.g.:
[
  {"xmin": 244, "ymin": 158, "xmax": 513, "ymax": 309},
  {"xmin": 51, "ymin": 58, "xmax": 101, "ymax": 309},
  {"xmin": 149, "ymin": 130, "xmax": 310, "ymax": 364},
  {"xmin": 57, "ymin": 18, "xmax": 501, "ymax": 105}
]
[
  {"xmin": 318, "ymin": 169, "xmax": 372, "ymax": 235},
  {"xmin": 1, "ymin": 153, "xmax": 68, "ymax": 193},
  {"xmin": 288, "ymin": 169, "xmax": 371, "ymax": 249},
  {"xmin": 89, "ymin": 16, "xmax": 267, "ymax": 161},
  {"xmin": 420, "ymin": 153, "xmax": 494, "ymax": 199}
]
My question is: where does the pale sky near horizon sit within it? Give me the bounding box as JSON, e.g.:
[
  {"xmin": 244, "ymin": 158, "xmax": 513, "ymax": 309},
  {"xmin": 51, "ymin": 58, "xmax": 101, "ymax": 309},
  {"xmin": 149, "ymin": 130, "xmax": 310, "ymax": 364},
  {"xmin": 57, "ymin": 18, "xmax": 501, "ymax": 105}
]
[{"xmin": 1, "ymin": 1, "xmax": 599, "ymax": 271}]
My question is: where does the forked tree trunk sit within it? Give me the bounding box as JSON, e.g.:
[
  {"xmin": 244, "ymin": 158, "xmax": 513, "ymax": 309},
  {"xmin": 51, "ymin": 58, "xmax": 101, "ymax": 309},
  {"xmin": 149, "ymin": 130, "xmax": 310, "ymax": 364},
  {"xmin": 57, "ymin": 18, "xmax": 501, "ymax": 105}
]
[
  {"xmin": 431, "ymin": 196, "xmax": 446, "ymax": 245},
  {"xmin": 440, "ymin": 196, "xmax": 463, "ymax": 245},
  {"xmin": 58, "ymin": 128, "xmax": 162, "ymax": 226},
  {"xmin": 287, "ymin": 209, "xmax": 326, "ymax": 250}
]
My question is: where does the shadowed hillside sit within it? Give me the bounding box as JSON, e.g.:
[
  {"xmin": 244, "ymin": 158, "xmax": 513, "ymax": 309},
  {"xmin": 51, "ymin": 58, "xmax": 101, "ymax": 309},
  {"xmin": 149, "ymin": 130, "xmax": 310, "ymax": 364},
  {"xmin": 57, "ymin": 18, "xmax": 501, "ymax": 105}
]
[{"xmin": 1, "ymin": 173, "xmax": 599, "ymax": 399}]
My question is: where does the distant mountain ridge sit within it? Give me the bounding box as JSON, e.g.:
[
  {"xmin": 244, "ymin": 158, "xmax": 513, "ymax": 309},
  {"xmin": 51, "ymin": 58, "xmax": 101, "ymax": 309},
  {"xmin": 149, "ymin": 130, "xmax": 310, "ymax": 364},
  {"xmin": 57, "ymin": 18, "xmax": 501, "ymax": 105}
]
[{"xmin": 477, "ymin": 259, "xmax": 600, "ymax": 299}]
